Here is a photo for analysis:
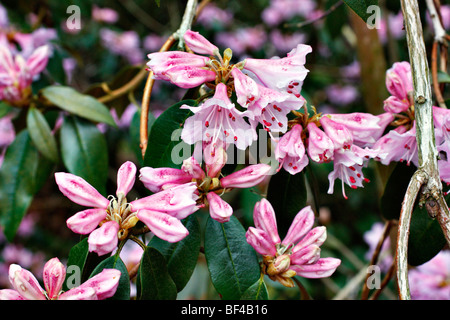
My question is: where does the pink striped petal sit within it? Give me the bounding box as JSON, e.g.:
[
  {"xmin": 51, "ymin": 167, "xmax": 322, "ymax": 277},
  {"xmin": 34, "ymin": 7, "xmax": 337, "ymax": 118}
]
[
  {"xmin": 220, "ymin": 164, "xmax": 272, "ymax": 189},
  {"xmin": 139, "ymin": 167, "xmax": 192, "ymax": 193},
  {"xmin": 282, "ymin": 206, "xmax": 315, "ymax": 246},
  {"xmin": 245, "ymin": 227, "xmax": 277, "ymax": 256},
  {"xmin": 77, "ymin": 269, "xmax": 121, "ymax": 300},
  {"xmin": 58, "ymin": 287, "xmax": 98, "ymax": 300},
  {"xmin": 0, "ymin": 289, "xmax": 26, "ymax": 300},
  {"xmin": 183, "ymin": 30, "xmax": 219, "ymax": 55},
  {"xmin": 290, "ymin": 257, "xmax": 341, "ymax": 279},
  {"xmin": 290, "ymin": 244, "xmax": 321, "ymax": 266},
  {"xmin": 88, "ymin": 221, "xmax": 120, "ymax": 256},
  {"xmin": 253, "ymin": 199, "xmax": 281, "ymax": 245},
  {"xmin": 137, "ymin": 209, "xmax": 189, "ymax": 242},
  {"xmin": 54, "ymin": 172, "xmax": 109, "ymax": 208},
  {"xmin": 293, "ymin": 226, "xmax": 327, "ymax": 251},
  {"xmin": 66, "ymin": 209, "xmax": 107, "ymax": 234},
  {"xmin": 116, "ymin": 161, "xmax": 136, "ymax": 196},
  {"xmin": 43, "ymin": 258, "xmax": 66, "ymax": 300},
  {"xmin": 207, "ymin": 192, "xmax": 233, "ymax": 223},
  {"xmin": 8, "ymin": 264, "xmax": 46, "ymax": 300}
]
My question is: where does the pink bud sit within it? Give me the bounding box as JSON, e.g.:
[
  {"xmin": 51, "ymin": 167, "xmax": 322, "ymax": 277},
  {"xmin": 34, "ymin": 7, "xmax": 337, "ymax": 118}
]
[
  {"xmin": 291, "ymin": 257, "xmax": 341, "ymax": 279},
  {"xmin": 184, "ymin": 30, "xmax": 219, "ymax": 55},
  {"xmin": 66, "ymin": 209, "xmax": 107, "ymax": 235},
  {"xmin": 116, "ymin": 161, "xmax": 136, "ymax": 196},
  {"xmin": 8, "ymin": 264, "xmax": 46, "ymax": 300},
  {"xmin": 306, "ymin": 122, "xmax": 334, "ymax": 163},
  {"xmin": 204, "ymin": 144, "xmax": 227, "ymax": 177},
  {"xmin": 245, "ymin": 227, "xmax": 277, "ymax": 256},
  {"xmin": 88, "ymin": 221, "xmax": 120, "ymax": 256},
  {"xmin": 282, "ymin": 206, "xmax": 315, "ymax": 246},
  {"xmin": 253, "ymin": 198, "xmax": 281, "ymax": 245},
  {"xmin": 139, "ymin": 167, "xmax": 193, "ymax": 193},
  {"xmin": 137, "ymin": 209, "xmax": 189, "ymax": 242},
  {"xmin": 77, "ymin": 269, "xmax": 121, "ymax": 300},
  {"xmin": 43, "ymin": 258, "xmax": 66, "ymax": 300},
  {"xmin": 206, "ymin": 192, "xmax": 233, "ymax": 223},
  {"xmin": 383, "ymin": 95, "xmax": 410, "ymax": 114},
  {"xmin": 182, "ymin": 156, "xmax": 206, "ymax": 180},
  {"xmin": 54, "ymin": 172, "xmax": 109, "ymax": 209},
  {"xmin": 386, "ymin": 61, "xmax": 413, "ymax": 100},
  {"xmin": 220, "ymin": 164, "xmax": 272, "ymax": 189}
]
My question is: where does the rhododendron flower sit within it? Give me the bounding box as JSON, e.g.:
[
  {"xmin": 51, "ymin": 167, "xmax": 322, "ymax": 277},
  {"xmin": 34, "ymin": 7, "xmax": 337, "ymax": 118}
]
[
  {"xmin": 385, "ymin": 61, "xmax": 413, "ymax": 102},
  {"xmin": 55, "ymin": 161, "xmax": 199, "ymax": 255},
  {"xmin": 0, "ymin": 45, "xmax": 49, "ymax": 106},
  {"xmin": 181, "ymin": 83, "xmax": 256, "ymax": 150},
  {"xmin": 246, "ymin": 198, "xmax": 340, "ymax": 287},
  {"xmin": 306, "ymin": 122, "xmax": 334, "ymax": 163},
  {"xmin": 274, "ymin": 124, "xmax": 309, "ymax": 174},
  {"xmin": 0, "ymin": 258, "xmax": 120, "ymax": 300},
  {"xmin": 139, "ymin": 150, "xmax": 272, "ymax": 223}
]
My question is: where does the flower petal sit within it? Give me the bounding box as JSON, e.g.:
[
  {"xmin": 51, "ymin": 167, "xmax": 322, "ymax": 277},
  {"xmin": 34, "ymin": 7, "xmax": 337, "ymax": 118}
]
[
  {"xmin": 88, "ymin": 221, "xmax": 120, "ymax": 256},
  {"xmin": 43, "ymin": 258, "xmax": 66, "ymax": 300},
  {"xmin": 116, "ymin": 161, "xmax": 136, "ymax": 196},
  {"xmin": 207, "ymin": 192, "xmax": 233, "ymax": 223},
  {"xmin": 253, "ymin": 198, "xmax": 281, "ymax": 245},
  {"xmin": 220, "ymin": 164, "xmax": 272, "ymax": 189},
  {"xmin": 66, "ymin": 208, "xmax": 107, "ymax": 234},
  {"xmin": 137, "ymin": 209, "xmax": 189, "ymax": 242},
  {"xmin": 282, "ymin": 206, "xmax": 315, "ymax": 246},
  {"xmin": 0, "ymin": 289, "xmax": 26, "ymax": 300},
  {"xmin": 77, "ymin": 269, "xmax": 121, "ymax": 300},
  {"xmin": 54, "ymin": 172, "xmax": 109, "ymax": 208},
  {"xmin": 290, "ymin": 257, "xmax": 341, "ymax": 279},
  {"xmin": 8, "ymin": 264, "xmax": 46, "ymax": 300},
  {"xmin": 245, "ymin": 227, "xmax": 277, "ymax": 256},
  {"xmin": 139, "ymin": 167, "xmax": 192, "ymax": 193},
  {"xmin": 58, "ymin": 287, "xmax": 98, "ymax": 300}
]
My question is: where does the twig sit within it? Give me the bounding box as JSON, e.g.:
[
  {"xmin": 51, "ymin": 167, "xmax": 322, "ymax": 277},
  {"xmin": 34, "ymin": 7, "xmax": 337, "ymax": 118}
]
[
  {"xmin": 284, "ymin": 0, "xmax": 344, "ymax": 29},
  {"xmin": 369, "ymin": 261, "xmax": 396, "ymax": 300}
]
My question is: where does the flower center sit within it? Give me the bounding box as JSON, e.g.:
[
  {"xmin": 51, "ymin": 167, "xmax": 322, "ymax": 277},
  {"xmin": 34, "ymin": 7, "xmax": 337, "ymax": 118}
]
[{"xmin": 105, "ymin": 194, "xmax": 138, "ymax": 240}]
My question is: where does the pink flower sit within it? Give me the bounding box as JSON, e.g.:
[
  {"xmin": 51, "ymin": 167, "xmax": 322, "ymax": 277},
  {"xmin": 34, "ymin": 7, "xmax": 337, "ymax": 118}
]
[
  {"xmin": 184, "ymin": 30, "xmax": 219, "ymax": 56},
  {"xmin": 274, "ymin": 124, "xmax": 309, "ymax": 174},
  {"xmin": 246, "ymin": 199, "xmax": 340, "ymax": 287},
  {"xmin": 242, "ymin": 44, "xmax": 312, "ymax": 98},
  {"xmin": 306, "ymin": 122, "xmax": 334, "ymax": 163},
  {"xmin": 92, "ymin": 6, "xmax": 119, "ymax": 24},
  {"xmin": 0, "ymin": 258, "xmax": 120, "ymax": 300},
  {"xmin": 409, "ymin": 250, "xmax": 450, "ymax": 300},
  {"xmin": 181, "ymin": 82, "xmax": 256, "ymax": 150},
  {"xmin": 55, "ymin": 161, "xmax": 199, "ymax": 254},
  {"xmin": 0, "ymin": 45, "xmax": 49, "ymax": 106},
  {"xmin": 385, "ymin": 61, "xmax": 413, "ymax": 102}
]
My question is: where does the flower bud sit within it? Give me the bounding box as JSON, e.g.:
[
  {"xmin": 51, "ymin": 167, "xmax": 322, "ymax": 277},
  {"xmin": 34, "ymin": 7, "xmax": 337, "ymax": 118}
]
[
  {"xmin": 116, "ymin": 161, "xmax": 136, "ymax": 197},
  {"xmin": 266, "ymin": 254, "xmax": 291, "ymax": 276},
  {"xmin": 206, "ymin": 192, "xmax": 233, "ymax": 223},
  {"xmin": 383, "ymin": 95, "xmax": 410, "ymax": 114},
  {"xmin": 184, "ymin": 30, "xmax": 219, "ymax": 56},
  {"xmin": 204, "ymin": 144, "xmax": 227, "ymax": 178},
  {"xmin": 43, "ymin": 258, "xmax": 66, "ymax": 300}
]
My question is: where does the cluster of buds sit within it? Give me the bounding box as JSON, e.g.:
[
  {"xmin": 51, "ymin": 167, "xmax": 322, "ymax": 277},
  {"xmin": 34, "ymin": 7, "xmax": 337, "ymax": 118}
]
[{"xmin": 246, "ymin": 199, "xmax": 341, "ymax": 287}]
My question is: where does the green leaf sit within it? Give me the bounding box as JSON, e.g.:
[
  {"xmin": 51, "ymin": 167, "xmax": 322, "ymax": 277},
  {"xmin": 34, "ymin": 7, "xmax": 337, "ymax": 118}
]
[
  {"xmin": 27, "ymin": 107, "xmax": 59, "ymax": 162},
  {"xmin": 343, "ymin": 0, "xmax": 379, "ymax": 22},
  {"xmin": 143, "ymin": 100, "xmax": 195, "ymax": 169},
  {"xmin": 408, "ymin": 206, "xmax": 446, "ymax": 266},
  {"xmin": 138, "ymin": 247, "xmax": 177, "ymax": 300},
  {"xmin": 240, "ymin": 277, "xmax": 269, "ymax": 300},
  {"xmin": 89, "ymin": 255, "xmax": 130, "ymax": 300},
  {"xmin": 380, "ymin": 163, "xmax": 416, "ymax": 220},
  {"xmin": 0, "ymin": 101, "xmax": 13, "ymax": 118},
  {"xmin": 438, "ymin": 71, "xmax": 450, "ymax": 84},
  {"xmin": 204, "ymin": 216, "xmax": 261, "ymax": 300},
  {"xmin": 60, "ymin": 116, "xmax": 108, "ymax": 195},
  {"xmin": 148, "ymin": 214, "xmax": 201, "ymax": 292},
  {"xmin": 41, "ymin": 85, "xmax": 116, "ymax": 127},
  {"xmin": 0, "ymin": 130, "xmax": 40, "ymax": 241},
  {"xmin": 266, "ymin": 169, "xmax": 307, "ymax": 239}
]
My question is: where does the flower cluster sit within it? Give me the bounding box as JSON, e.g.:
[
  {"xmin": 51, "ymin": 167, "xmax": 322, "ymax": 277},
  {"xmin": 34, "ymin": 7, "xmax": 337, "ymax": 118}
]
[
  {"xmin": 0, "ymin": 258, "xmax": 120, "ymax": 300},
  {"xmin": 246, "ymin": 198, "xmax": 341, "ymax": 287},
  {"xmin": 55, "ymin": 161, "xmax": 200, "ymax": 256}
]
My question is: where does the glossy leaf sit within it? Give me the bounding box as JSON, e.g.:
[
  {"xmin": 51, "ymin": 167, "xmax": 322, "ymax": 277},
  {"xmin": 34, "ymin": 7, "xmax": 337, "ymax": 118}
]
[
  {"xmin": 60, "ymin": 116, "xmax": 108, "ymax": 195},
  {"xmin": 143, "ymin": 100, "xmax": 195, "ymax": 169},
  {"xmin": 89, "ymin": 255, "xmax": 130, "ymax": 300},
  {"xmin": 27, "ymin": 107, "xmax": 59, "ymax": 162},
  {"xmin": 148, "ymin": 214, "xmax": 201, "ymax": 292},
  {"xmin": 343, "ymin": 0, "xmax": 379, "ymax": 22},
  {"xmin": 138, "ymin": 247, "xmax": 177, "ymax": 300},
  {"xmin": 240, "ymin": 277, "xmax": 269, "ymax": 300},
  {"xmin": 408, "ymin": 206, "xmax": 447, "ymax": 266},
  {"xmin": 0, "ymin": 130, "xmax": 39, "ymax": 241},
  {"xmin": 204, "ymin": 215, "xmax": 261, "ymax": 300},
  {"xmin": 41, "ymin": 85, "xmax": 116, "ymax": 127},
  {"xmin": 266, "ymin": 169, "xmax": 307, "ymax": 239}
]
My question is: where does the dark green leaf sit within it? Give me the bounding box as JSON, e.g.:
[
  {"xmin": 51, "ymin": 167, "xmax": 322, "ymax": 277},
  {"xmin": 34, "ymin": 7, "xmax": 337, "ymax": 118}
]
[
  {"xmin": 266, "ymin": 169, "xmax": 307, "ymax": 239},
  {"xmin": 89, "ymin": 255, "xmax": 130, "ymax": 300},
  {"xmin": 0, "ymin": 130, "xmax": 39, "ymax": 241},
  {"xmin": 143, "ymin": 100, "xmax": 195, "ymax": 169},
  {"xmin": 380, "ymin": 163, "xmax": 416, "ymax": 220},
  {"xmin": 343, "ymin": 0, "xmax": 379, "ymax": 22},
  {"xmin": 41, "ymin": 85, "xmax": 116, "ymax": 126},
  {"xmin": 148, "ymin": 214, "xmax": 201, "ymax": 292},
  {"xmin": 0, "ymin": 101, "xmax": 13, "ymax": 119},
  {"xmin": 204, "ymin": 216, "xmax": 261, "ymax": 300},
  {"xmin": 60, "ymin": 116, "xmax": 108, "ymax": 195},
  {"xmin": 240, "ymin": 277, "xmax": 269, "ymax": 300},
  {"xmin": 138, "ymin": 247, "xmax": 177, "ymax": 300},
  {"xmin": 408, "ymin": 206, "xmax": 446, "ymax": 266},
  {"xmin": 27, "ymin": 107, "xmax": 59, "ymax": 162}
]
